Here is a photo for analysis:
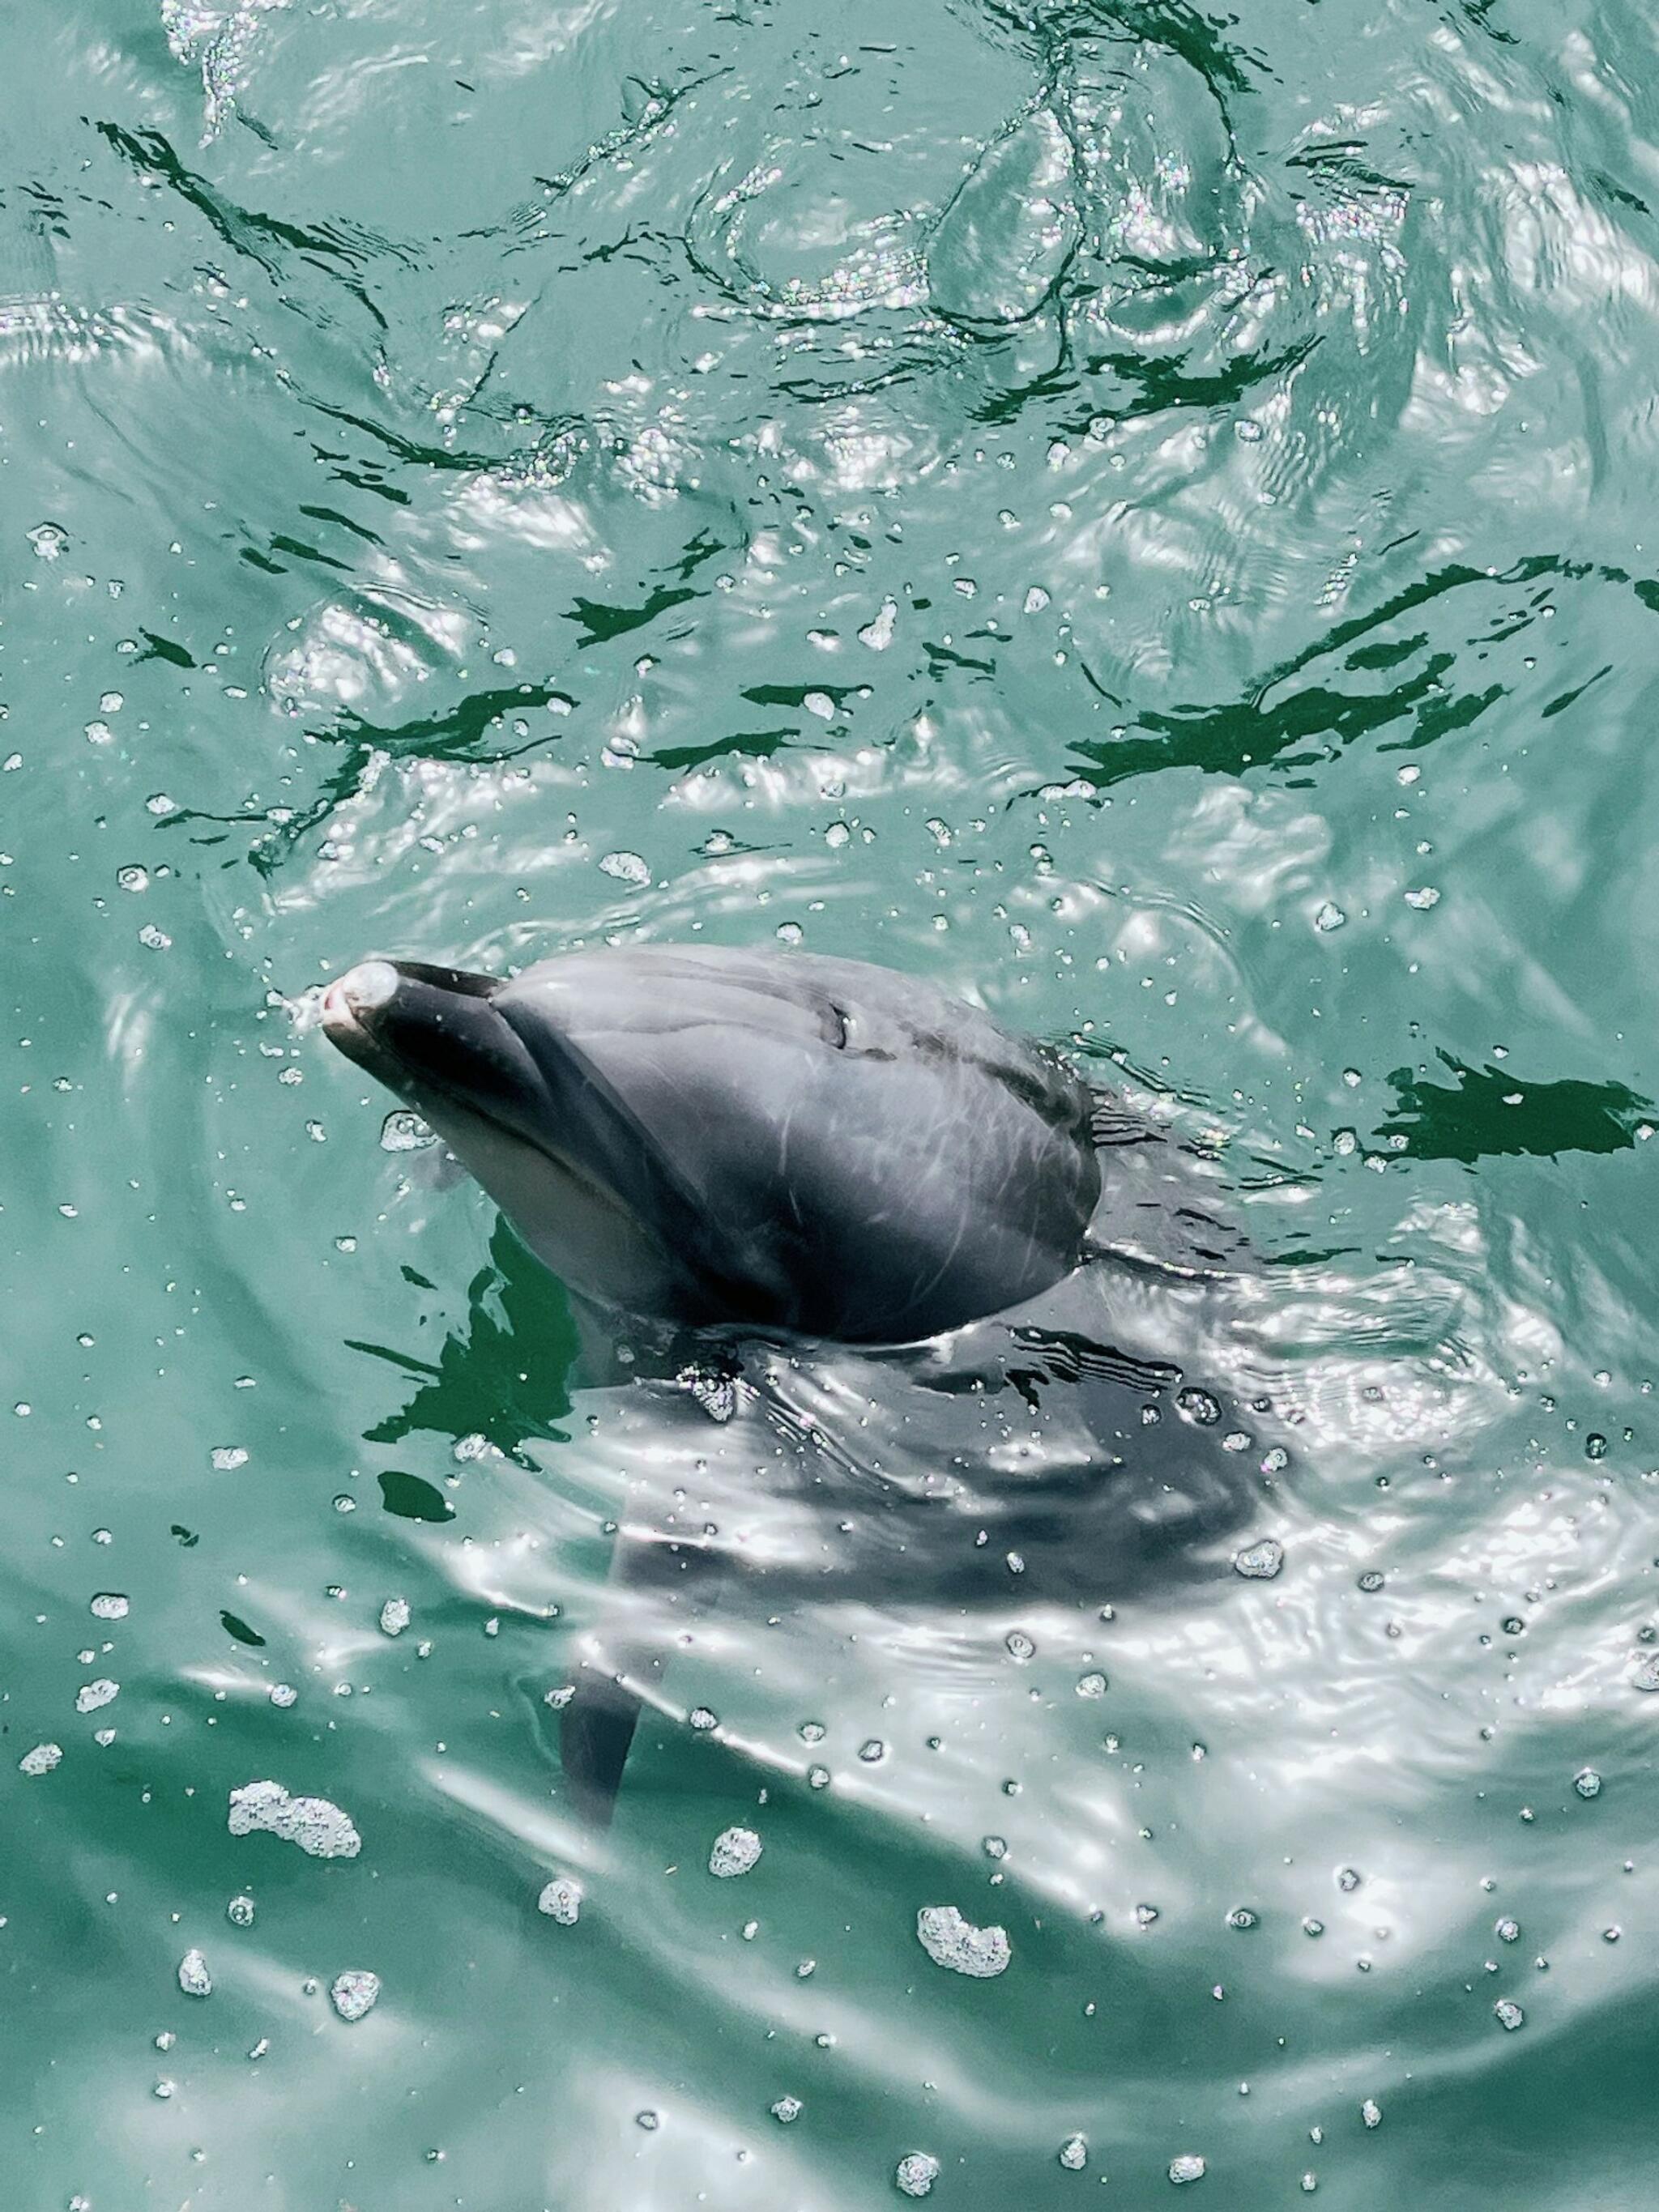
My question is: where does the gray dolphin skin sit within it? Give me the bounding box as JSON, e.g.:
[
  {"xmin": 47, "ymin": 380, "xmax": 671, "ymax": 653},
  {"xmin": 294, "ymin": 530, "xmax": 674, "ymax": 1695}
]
[{"xmin": 319, "ymin": 944, "xmax": 1102, "ymax": 1344}]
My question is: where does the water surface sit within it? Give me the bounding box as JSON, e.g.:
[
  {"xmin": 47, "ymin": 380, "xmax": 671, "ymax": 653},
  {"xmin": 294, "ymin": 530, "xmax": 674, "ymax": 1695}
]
[{"xmin": 4, "ymin": 0, "xmax": 1659, "ymax": 2204}]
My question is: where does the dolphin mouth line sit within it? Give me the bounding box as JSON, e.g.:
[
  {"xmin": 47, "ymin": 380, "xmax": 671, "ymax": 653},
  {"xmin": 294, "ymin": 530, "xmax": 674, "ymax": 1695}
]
[
  {"xmin": 320, "ymin": 963, "xmax": 656, "ymax": 1238},
  {"xmin": 318, "ymin": 976, "xmax": 371, "ymax": 1042},
  {"xmin": 321, "ymin": 967, "xmax": 534, "ymax": 1148}
]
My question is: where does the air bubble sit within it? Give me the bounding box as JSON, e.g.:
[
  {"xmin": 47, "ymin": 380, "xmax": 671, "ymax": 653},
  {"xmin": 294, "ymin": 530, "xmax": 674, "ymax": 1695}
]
[
  {"xmin": 537, "ymin": 1877, "xmax": 582, "ymax": 1925},
  {"xmin": 599, "ymin": 850, "xmax": 650, "ymax": 886},
  {"xmin": 709, "ymin": 1826, "xmax": 762, "ymax": 1878},
  {"xmin": 379, "ymin": 1110, "xmax": 436, "ymax": 1153},
  {"xmin": 331, "ymin": 1970, "xmax": 380, "ymax": 2022}
]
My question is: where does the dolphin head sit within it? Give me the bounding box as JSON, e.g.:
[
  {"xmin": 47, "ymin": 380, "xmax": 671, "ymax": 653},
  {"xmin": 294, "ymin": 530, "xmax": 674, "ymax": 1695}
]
[
  {"xmin": 321, "ymin": 945, "xmax": 1102, "ymax": 1342},
  {"xmin": 320, "ymin": 956, "xmax": 680, "ymax": 1315}
]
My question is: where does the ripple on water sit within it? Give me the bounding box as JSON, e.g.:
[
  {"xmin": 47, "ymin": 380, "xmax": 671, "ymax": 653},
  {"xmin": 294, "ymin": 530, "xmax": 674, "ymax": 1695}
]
[{"xmin": 8, "ymin": 0, "xmax": 1659, "ymax": 2197}]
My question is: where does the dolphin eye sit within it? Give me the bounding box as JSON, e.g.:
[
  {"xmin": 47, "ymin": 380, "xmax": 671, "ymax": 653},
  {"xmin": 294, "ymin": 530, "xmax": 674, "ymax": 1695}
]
[{"xmin": 824, "ymin": 1001, "xmax": 850, "ymax": 1050}]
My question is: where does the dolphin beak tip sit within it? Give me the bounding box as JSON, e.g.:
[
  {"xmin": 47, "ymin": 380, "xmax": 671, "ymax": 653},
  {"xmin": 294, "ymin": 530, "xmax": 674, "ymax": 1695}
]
[{"xmin": 322, "ymin": 959, "xmax": 402, "ymax": 1038}]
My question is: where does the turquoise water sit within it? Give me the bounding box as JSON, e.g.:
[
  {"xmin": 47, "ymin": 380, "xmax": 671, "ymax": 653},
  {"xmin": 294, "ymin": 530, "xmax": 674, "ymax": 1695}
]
[{"xmin": 5, "ymin": 0, "xmax": 1659, "ymax": 2203}]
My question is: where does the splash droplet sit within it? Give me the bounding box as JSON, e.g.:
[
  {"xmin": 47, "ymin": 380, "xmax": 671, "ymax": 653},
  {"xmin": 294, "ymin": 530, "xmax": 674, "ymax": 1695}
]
[
  {"xmin": 537, "ymin": 1877, "xmax": 582, "ymax": 1925},
  {"xmin": 709, "ymin": 1826, "xmax": 762, "ymax": 1878},
  {"xmin": 331, "ymin": 1970, "xmax": 380, "ymax": 2022},
  {"xmin": 599, "ymin": 850, "xmax": 650, "ymax": 887}
]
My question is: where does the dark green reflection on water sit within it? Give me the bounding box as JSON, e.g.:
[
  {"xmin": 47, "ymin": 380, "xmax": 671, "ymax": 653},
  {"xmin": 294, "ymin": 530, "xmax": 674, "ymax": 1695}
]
[
  {"xmin": 1381, "ymin": 1055, "xmax": 1655, "ymax": 1164},
  {"xmin": 354, "ymin": 1221, "xmax": 579, "ymax": 1464}
]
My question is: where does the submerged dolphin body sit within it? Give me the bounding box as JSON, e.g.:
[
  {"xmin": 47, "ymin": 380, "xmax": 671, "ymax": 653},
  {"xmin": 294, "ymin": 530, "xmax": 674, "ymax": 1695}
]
[{"xmin": 321, "ymin": 944, "xmax": 1254, "ymax": 1820}]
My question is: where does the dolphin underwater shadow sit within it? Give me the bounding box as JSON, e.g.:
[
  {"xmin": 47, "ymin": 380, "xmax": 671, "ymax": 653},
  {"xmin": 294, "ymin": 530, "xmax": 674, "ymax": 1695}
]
[{"xmin": 320, "ymin": 944, "xmax": 1270, "ymax": 1822}]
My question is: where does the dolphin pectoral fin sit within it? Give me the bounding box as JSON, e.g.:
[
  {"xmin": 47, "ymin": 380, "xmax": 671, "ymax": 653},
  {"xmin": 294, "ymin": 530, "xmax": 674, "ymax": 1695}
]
[
  {"xmin": 560, "ymin": 1664, "xmax": 648, "ymax": 1830},
  {"xmin": 557, "ymin": 1528, "xmax": 733, "ymax": 1825}
]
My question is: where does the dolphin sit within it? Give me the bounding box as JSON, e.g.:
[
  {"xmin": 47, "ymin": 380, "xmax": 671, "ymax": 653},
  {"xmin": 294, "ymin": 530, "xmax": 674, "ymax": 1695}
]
[
  {"xmin": 319, "ymin": 944, "xmax": 1107, "ymax": 1344},
  {"xmin": 320, "ymin": 944, "xmax": 1253, "ymax": 1819}
]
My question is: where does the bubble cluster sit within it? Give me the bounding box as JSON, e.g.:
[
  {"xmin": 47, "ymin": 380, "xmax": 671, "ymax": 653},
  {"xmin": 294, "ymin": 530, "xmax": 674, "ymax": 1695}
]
[
  {"xmin": 537, "ymin": 1877, "xmax": 582, "ymax": 1925},
  {"xmin": 708, "ymin": 1826, "xmax": 763, "ymax": 1878},
  {"xmin": 916, "ymin": 1905, "xmax": 1011, "ymax": 1978},
  {"xmin": 228, "ymin": 1779, "xmax": 360, "ymax": 1859},
  {"xmin": 331, "ymin": 1970, "xmax": 381, "ymax": 2022}
]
